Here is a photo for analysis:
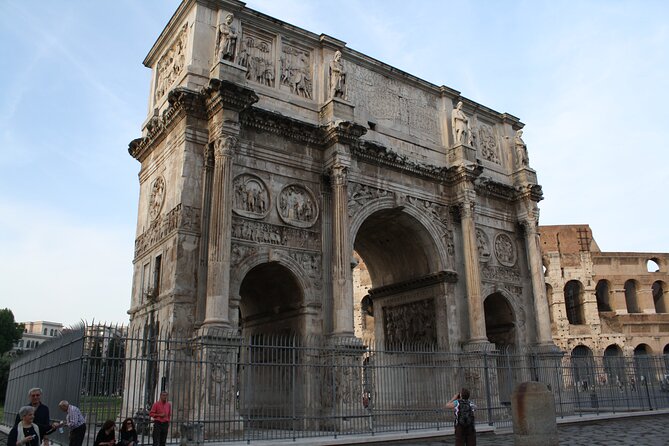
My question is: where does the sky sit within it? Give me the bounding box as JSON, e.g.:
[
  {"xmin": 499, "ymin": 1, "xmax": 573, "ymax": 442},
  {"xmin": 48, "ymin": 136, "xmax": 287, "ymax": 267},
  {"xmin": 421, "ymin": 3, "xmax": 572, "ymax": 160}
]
[{"xmin": 1, "ymin": 0, "xmax": 668, "ymax": 327}]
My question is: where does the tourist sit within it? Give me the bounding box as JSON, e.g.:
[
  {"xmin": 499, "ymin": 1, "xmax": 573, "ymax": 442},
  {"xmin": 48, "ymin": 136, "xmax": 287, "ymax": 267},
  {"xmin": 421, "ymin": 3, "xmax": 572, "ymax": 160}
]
[
  {"xmin": 8, "ymin": 406, "xmax": 49, "ymax": 446},
  {"xmin": 14, "ymin": 388, "xmax": 52, "ymax": 433},
  {"xmin": 56, "ymin": 401, "xmax": 86, "ymax": 446},
  {"xmin": 445, "ymin": 388, "xmax": 477, "ymax": 446},
  {"xmin": 451, "ymin": 101, "xmax": 469, "ymax": 145},
  {"xmin": 94, "ymin": 420, "xmax": 116, "ymax": 446},
  {"xmin": 149, "ymin": 391, "xmax": 172, "ymax": 446},
  {"xmin": 118, "ymin": 418, "xmax": 138, "ymax": 446}
]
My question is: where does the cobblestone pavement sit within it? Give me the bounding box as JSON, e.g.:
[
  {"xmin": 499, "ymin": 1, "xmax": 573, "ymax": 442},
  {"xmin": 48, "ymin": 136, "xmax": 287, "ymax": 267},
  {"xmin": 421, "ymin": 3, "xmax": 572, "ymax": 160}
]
[{"xmin": 376, "ymin": 413, "xmax": 669, "ymax": 446}]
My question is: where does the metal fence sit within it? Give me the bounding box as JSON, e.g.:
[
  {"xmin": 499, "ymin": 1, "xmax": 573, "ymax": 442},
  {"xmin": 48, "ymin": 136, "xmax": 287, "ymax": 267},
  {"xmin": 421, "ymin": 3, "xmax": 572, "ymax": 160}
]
[{"xmin": 4, "ymin": 324, "xmax": 669, "ymax": 444}]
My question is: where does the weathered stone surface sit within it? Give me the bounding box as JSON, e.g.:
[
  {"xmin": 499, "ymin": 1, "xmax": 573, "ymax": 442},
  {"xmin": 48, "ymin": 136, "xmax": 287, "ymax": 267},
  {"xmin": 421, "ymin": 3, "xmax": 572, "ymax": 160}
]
[{"xmin": 512, "ymin": 381, "xmax": 559, "ymax": 446}]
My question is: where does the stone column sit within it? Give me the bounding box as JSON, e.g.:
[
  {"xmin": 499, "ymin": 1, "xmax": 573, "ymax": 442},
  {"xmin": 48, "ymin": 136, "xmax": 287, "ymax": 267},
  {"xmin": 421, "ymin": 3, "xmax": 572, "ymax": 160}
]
[
  {"xmin": 200, "ymin": 78, "xmax": 258, "ymax": 330},
  {"xmin": 202, "ymin": 135, "xmax": 237, "ymax": 328},
  {"xmin": 521, "ymin": 211, "xmax": 553, "ymax": 346},
  {"xmin": 458, "ymin": 196, "xmax": 488, "ymax": 345},
  {"xmin": 331, "ymin": 161, "xmax": 354, "ymax": 336}
]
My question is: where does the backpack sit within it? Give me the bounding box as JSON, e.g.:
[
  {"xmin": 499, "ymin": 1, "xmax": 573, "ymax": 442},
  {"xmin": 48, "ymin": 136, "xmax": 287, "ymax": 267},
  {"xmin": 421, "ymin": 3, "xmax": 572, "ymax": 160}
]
[{"xmin": 456, "ymin": 399, "xmax": 474, "ymax": 428}]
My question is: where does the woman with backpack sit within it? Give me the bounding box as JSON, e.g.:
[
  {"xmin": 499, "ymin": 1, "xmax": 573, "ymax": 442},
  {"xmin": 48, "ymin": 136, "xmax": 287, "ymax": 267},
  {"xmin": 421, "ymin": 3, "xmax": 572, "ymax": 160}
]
[{"xmin": 446, "ymin": 388, "xmax": 477, "ymax": 446}]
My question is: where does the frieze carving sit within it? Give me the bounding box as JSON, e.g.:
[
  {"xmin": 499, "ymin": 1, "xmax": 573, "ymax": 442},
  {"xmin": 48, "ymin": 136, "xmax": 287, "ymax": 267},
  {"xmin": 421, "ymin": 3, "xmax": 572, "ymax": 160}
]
[
  {"xmin": 239, "ymin": 33, "xmax": 275, "ymax": 87},
  {"xmin": 148, "ymin": 176, "xmax": 166, "ymax": 221},
  {"xmin": 277, "ymin": 184, "xmax": 318, "ymax": 228},
  {"xmin": 383, "ymin": 299, "xmax": 436, "ymax": 345},
  {"xmin": 321, "ymin": 357, "xmax": 359, "ymax": 405},
  {"xmin": 477, "ymin": 123, "xmax": 500, "ymax": 164},
  {"xmin": 405, "ymin": 196, "xmax": 451, "ymax": 229},
  {"xmin": 289, "ymin": 251, "xmax": 322, "ymax": 290},
  {"xmin": 232, "ymin": 174, "xmax": 269, "ymax": 219},
  {"xmin": 232, "ymin": 216, "xmax": 320, "ymax": 251},
  {"xmin": 135, "ymin": 204, "xmax": 201, "ymax": 258},
  {"xmin": 230, "ymin": 243, "xmax": 258, "ymax": 266},
  {"xmin": 346, "ymin": 64, "xmax": 438, "ymax": 141},
  {"xmin": 206, "ymin": 349, "xmax": 233, "ymax": 405},
  {"xmin": 494, "ymin": 233, "xmax": 517, "ymax": 267},
  {"xmin": 348, "ymin": 182, "xmax": 391, "ymax": 217},
  {"xmin": 155, "ymin": 23, "xmax": 188, "ymax": 102},
  {"xmin": 480, "ymin": 265, "xmax": 520, "ymax": 284},
  {"xmin": 280, "ymin": 43, "xmax": 312, "ymax": 99},
  {"xmin": 476, "ymin": 229, "xmax": 491, "ymax": 262}
]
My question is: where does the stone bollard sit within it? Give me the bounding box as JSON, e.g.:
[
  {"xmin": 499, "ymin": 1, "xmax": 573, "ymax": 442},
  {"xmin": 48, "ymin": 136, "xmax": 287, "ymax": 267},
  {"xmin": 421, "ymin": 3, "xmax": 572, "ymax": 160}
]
[{"xmin": 512, "ymin": 381, "xmax": 559, "ymax": 446}]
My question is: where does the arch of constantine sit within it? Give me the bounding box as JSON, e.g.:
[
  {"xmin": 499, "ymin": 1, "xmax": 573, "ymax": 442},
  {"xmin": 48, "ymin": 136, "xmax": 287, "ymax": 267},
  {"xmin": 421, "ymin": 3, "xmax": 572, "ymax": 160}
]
[{"xmin": 125, "ymin": 0, "xmax": 557, "ymax": 433}]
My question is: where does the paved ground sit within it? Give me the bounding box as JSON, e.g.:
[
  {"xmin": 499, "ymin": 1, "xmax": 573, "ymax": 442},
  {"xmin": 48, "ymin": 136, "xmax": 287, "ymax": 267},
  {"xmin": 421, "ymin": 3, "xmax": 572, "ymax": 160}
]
[
  {"xmin": 375, "ymin": 413, "xmax": 669, "ymax": 446},
  {"xmin": 2, "ymin": 413, "xmax": 669, "ymax": 445}
]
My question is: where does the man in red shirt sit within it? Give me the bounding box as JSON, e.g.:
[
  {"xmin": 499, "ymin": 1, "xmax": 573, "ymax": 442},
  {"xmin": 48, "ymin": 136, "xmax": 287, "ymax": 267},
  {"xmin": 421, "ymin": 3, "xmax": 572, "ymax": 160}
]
[{"xmin": 149, "ymin": 391, "xmax": 171, "ymax": 446}]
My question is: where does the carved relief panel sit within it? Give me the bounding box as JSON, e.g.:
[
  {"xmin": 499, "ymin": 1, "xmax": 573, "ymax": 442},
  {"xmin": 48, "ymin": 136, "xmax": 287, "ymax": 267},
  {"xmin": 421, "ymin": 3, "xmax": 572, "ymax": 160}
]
[
  {"xmin": 238, "ymin": 29, "xmax": 275, "ymax": 87},
  {"xmin": 383, "ymin": 299, "xmax": 436, "ymax": 345},
  {"xmin": 494, "ymin": 233, "xmax": 517, "ymax": 267},
  {"xmin": 476, "ymin": 228, "xmax": 491, "ymax": 262},
  {"xmin": 154, "ymin": 23, "xmax": 188, "ymax": 103},
  {"xmin": 476, "ymin": 122, "xmax": 501, "ymax": 165},
  {"xmin": 148, "ymin": 176, "xmax": 166, "ymax": 221},
  {"xmin": 232, "ymin": 174, "xmax": 270, "ymax": 219},
  {"xmin": 279, "ymin": 42, "xmax": 312, "ymax": 99},
  {"xmin": 347, "ymin": 183, "xmax": 391, "ymax": 217},
  {"xmin": 277, "ymin": 184, "xmax": 318, "ymax": 228}
]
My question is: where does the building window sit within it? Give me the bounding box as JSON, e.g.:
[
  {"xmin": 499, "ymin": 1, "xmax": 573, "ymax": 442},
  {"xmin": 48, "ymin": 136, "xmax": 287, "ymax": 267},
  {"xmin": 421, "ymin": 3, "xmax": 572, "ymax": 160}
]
[
  {"xmin": 653, "ymin": 281, "xmax": 667, "ymax": 314},
  {"xmin": 153, "ymin": 254, "xmax": 162, "ymax": 297},
  {"xmin": 564, "ymin": 280, "xmax": 585, "ymax": 325},
  {"xmin": 625, "ymin": 280, "xmax": 641, "ymax": 313},
  {"xmin": 595, "ymin": 280, "xmax": 612, "ymax": 312}
]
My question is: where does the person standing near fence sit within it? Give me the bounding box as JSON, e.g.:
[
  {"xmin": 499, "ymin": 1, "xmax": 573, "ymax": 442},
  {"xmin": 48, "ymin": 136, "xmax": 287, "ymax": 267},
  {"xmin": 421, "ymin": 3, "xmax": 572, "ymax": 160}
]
[
  {"xmin": 149, "ymin": 391, "xmax": 171, "ymax": 446},
  {"xmin": 56, "ymin": 401, "xmax": 86, "ymax": 446},
  {"xmin": 446, "ymin": 388, "xmax": 477, "ymax": 446},
  {"xmin": 8, "ymin": 406, "xmax": 50, "ymax": 446},
  {"xmin": 14, "ymin": 388, "xmax": 51, "ymax": 433}
]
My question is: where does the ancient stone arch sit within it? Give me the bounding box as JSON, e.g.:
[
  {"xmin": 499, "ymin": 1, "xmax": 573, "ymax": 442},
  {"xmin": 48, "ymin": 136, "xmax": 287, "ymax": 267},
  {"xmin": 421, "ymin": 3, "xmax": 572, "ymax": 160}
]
[{"xmin": 125, "ymin": 0, "xmax": 557, "ymax": 430}]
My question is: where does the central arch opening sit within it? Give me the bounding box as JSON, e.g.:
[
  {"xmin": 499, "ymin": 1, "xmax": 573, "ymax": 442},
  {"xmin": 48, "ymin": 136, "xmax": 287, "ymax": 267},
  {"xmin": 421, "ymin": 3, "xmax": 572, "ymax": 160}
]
[{"xmin": 352, "ymin": 207, "xmax": 445, "ymax": 347}]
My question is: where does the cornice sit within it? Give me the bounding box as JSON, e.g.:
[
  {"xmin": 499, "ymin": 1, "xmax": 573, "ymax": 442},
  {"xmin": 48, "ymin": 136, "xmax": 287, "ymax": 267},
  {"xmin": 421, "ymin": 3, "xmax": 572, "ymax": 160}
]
[
  {"xmin": 352, "ymin": 140, "xmax": 451, "ymax": 182},
  {"xmin": 516, "ymin": 183, "xmax": 544, "ymax": 202},
  {"xmin": 128, "ymin": 87, "xmax": 206, "ymax": 161},
  {"xmin": 446, "ymin": 163, "xmax": 484, "ymax": 185},
  {"xmin": 241, "ymin": 106, "xmax": 323, "ymax": 146},
  {"xmin": 203, "ymin": 78, "xmax": 259, "ymax": 116},
  {"xmin": 475, "ymin": 177, "xmax": 518, "ymax": 201},
  {"xmin": 321, "ymin": 121, "xmax": 367, "ymax": 147}
]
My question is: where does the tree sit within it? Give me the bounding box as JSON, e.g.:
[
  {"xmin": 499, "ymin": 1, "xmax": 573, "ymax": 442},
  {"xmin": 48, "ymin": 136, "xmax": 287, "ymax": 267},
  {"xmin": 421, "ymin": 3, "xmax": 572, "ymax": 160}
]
[{"xmin": 0, "ymin": 308, "xmax": 24, "ymax": 355}]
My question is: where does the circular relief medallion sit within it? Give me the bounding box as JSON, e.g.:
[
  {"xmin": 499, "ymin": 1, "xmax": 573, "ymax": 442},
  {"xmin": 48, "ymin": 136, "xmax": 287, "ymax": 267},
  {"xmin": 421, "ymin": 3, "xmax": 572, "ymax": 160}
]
[
  {"xmin": 148, "ymin": 176, "xmax": 166, "ymax": 221},
  {"xmin": 494, "ymin": 233, "xmax": 517, "ymax": 267},
  {"xmin": 232, "ymin": 174, "xmax": 270, "ymax": 219},
  {"xmin": 277, "ymin": 184, "xmax": 319, "ymax": 228},
  {"xmin": 476, "ymin": 228, "xmax": 491, "ymax": 262}
]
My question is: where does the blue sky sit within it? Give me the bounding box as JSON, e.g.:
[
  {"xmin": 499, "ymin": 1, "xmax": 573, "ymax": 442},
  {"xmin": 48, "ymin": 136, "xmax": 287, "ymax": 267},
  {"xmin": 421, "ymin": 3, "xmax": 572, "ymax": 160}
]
[{"xmin": 1, "ymin": 0, "xmax": 668, "ymax": 326}]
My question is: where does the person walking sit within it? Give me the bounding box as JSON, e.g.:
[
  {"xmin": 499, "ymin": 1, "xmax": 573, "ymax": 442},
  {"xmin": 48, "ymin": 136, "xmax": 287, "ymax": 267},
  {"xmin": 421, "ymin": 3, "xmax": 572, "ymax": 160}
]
[
  {"xmin": 56, "ymin": 401, "xmax": 86, "ymax": 446},
  {"xmin": 149, "ymin": 391, "xmax": 171, "ymax": 446},
  {"xmin": 446, "ymin": 388, "xmax": 477, "ymax": 446}
]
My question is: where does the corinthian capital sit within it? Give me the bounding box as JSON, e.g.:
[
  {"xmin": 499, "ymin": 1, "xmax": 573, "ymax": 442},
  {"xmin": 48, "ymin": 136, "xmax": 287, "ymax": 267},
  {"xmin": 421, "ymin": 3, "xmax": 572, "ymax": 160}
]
[
  {"xmin": 331, "ymin": 163, "xmax": 348, "ymax": 187},
  {"xmin": 213, "ymin": 135, "xmax": 238, "ymax": 160}
]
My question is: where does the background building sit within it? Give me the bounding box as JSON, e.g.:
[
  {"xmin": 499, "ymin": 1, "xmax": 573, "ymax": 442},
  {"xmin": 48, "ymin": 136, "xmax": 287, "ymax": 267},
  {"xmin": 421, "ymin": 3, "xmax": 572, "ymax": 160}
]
[
  {"xmin": 11, "ymin": 321, "xmax": 63, "ymax": 355},
  {"xmin": 540, "ymin": 224, "xmax": 669, "ymax": 370}
]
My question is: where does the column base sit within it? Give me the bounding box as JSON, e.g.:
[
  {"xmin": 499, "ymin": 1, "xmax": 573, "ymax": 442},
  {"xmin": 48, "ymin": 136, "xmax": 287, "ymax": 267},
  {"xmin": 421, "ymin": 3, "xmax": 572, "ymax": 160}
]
[{"xmin": 462, "ymin": 339, "xmax": 496, "ymax": 353}]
